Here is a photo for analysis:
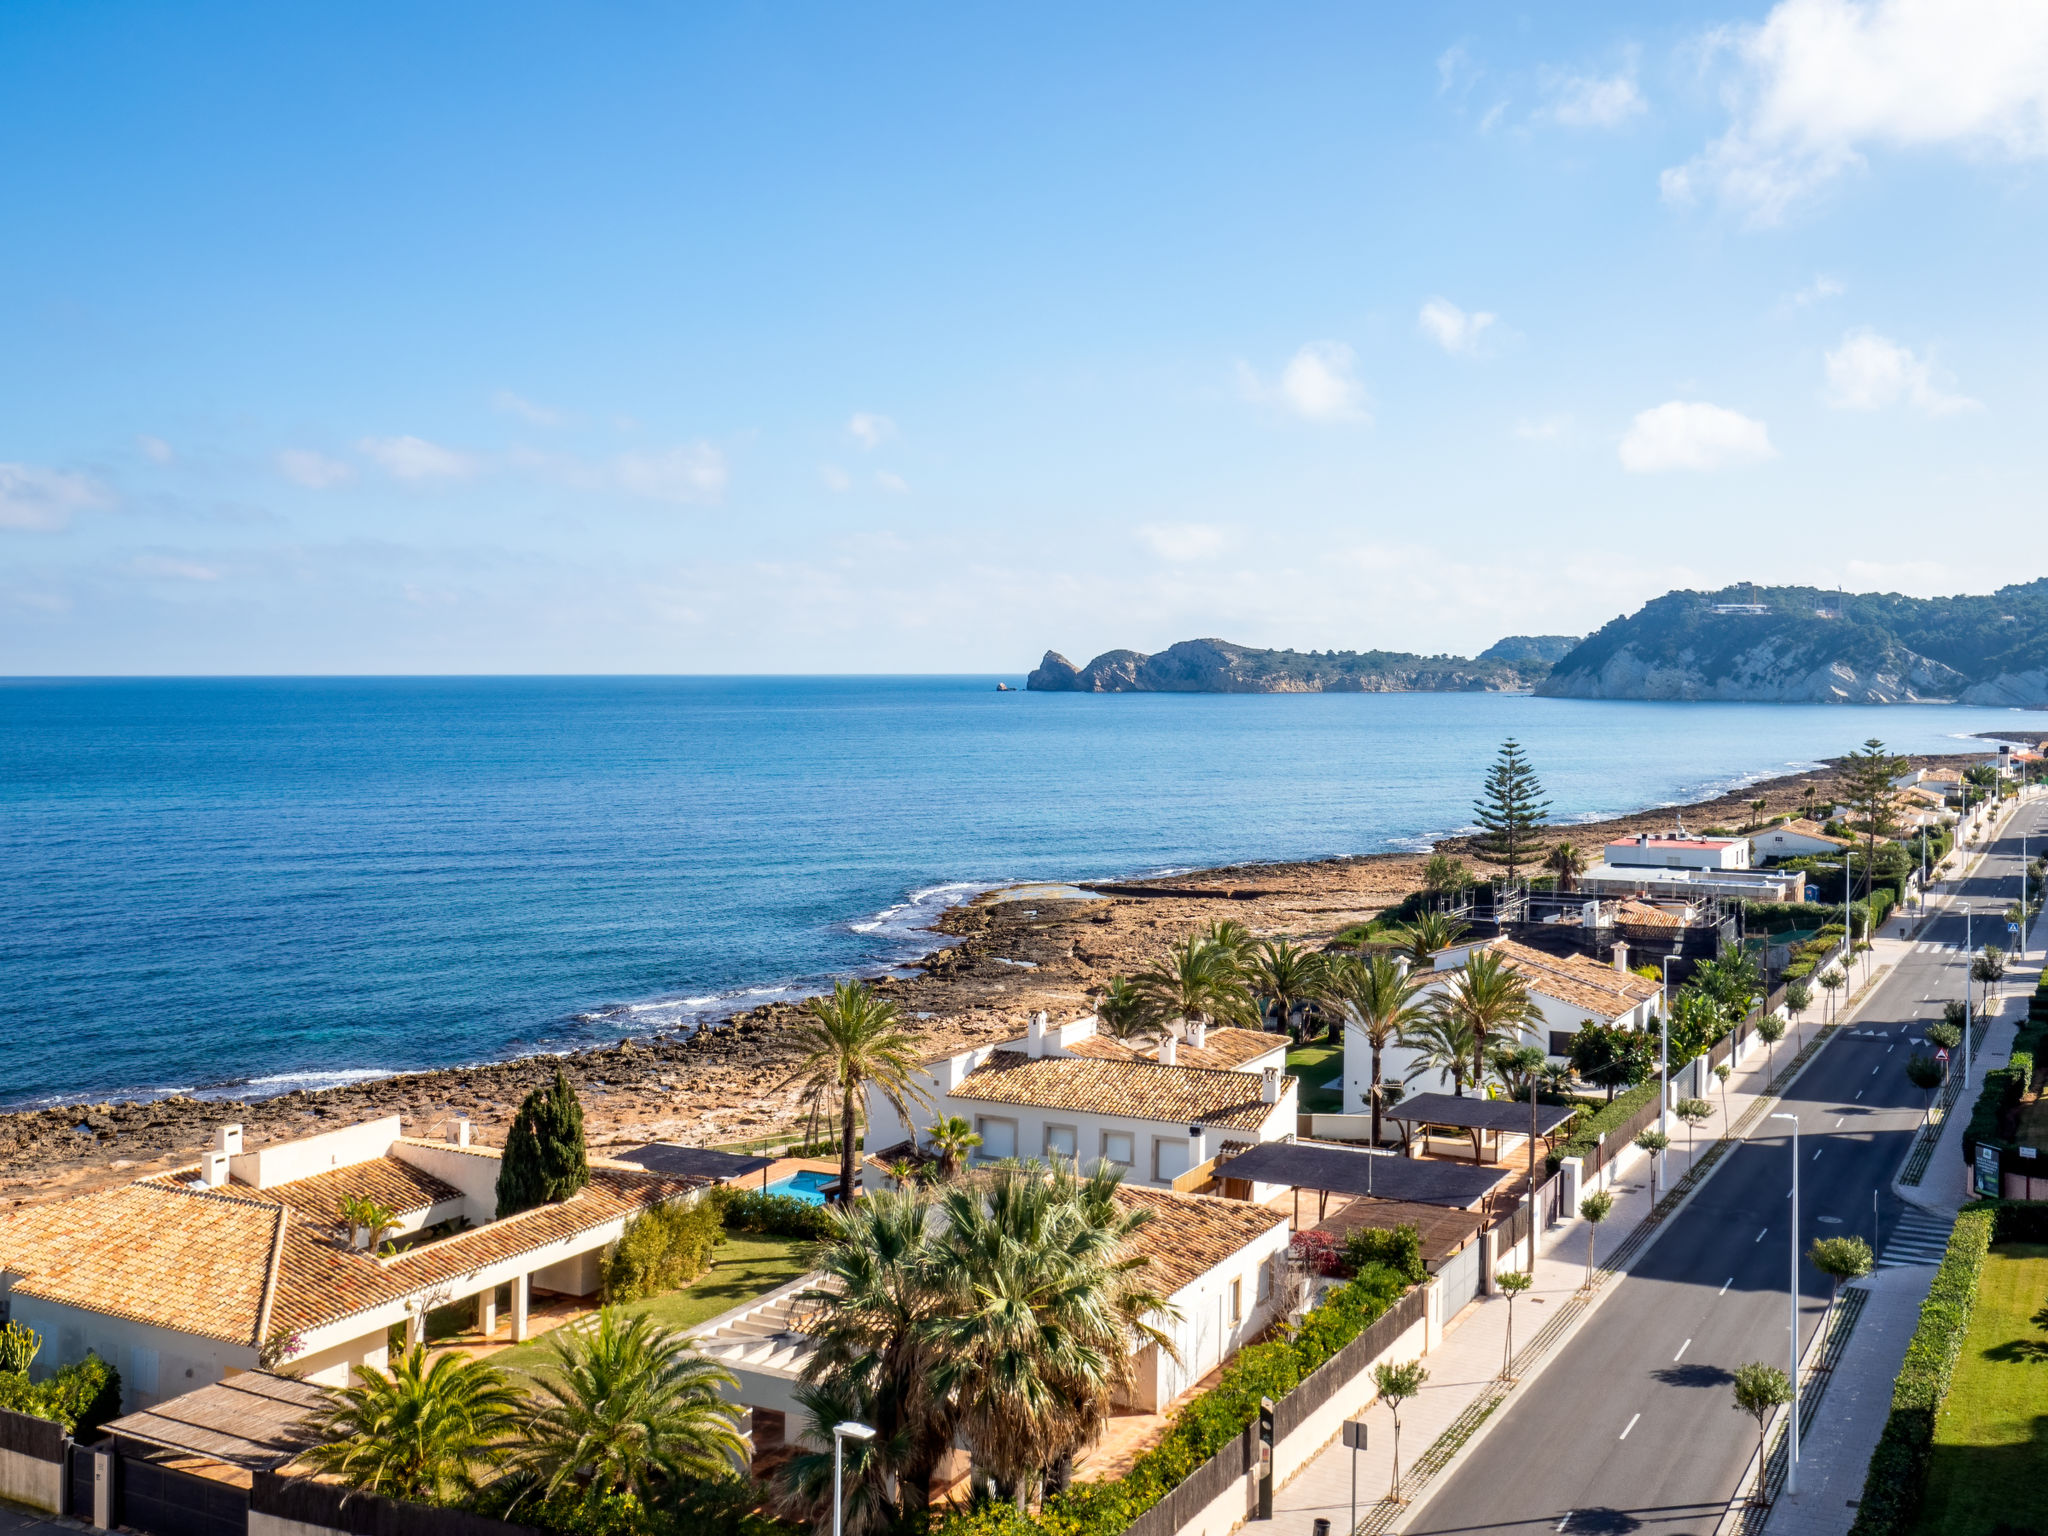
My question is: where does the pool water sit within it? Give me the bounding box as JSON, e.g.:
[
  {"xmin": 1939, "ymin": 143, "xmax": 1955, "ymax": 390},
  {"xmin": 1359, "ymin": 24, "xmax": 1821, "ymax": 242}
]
[{"xmin": 764, "ymin": 1170, "xmax": 837, "ymax": 1205}]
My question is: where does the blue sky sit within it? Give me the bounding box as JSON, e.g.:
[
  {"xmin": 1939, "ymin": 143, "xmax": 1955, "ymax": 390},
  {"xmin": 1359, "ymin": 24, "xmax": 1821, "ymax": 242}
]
[{"xmin": 5, "ymin": 0, "xmax": 2047, "ymax": 673}]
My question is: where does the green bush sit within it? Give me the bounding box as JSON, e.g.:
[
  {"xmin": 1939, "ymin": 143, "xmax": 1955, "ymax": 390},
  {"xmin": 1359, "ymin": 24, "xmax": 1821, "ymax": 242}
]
[
  {"xmin": 1961, "ymin": 1051, "xmax": 2032, "ymax": 1167},
  {"xmin": 1847, "ymin": 1205, "xmax": 1996, "ymax": 1536},
  {"xmin": 1549, "ymin": 1081, "xmax": 1660, "ymax": 1169},
  {"xmin": 0, "ymin": 1353, "xmax": 121, "ymax": 1438},
  {"xmin": 474, "ymin": 1475, "xmax": 793, "ymax": 1536},
  {"xmin": 931, "ymin": 1265, "xmax": 1414, "ymax": 1536},
  {"xmin": 712, "ymin": 1185, "xmax": 833, "ymax": 1240},
  {"xmin": 1341, "ymin": 1224, "xmax": 1426, "ymax": 1286},
  {"xmin": 601, "ymin": 1196, "xmax": 726, "ymax": 1303}
]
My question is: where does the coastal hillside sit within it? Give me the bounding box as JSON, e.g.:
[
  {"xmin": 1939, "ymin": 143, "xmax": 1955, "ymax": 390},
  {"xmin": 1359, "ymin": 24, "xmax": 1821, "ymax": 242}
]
[
  {"xmin": 1537, "ymin": 580, "xmax": 2048, "ymax": 704},
  {"xmin": 1026, "ymin": 636, "xmax": 1576, "ymax": 693}
]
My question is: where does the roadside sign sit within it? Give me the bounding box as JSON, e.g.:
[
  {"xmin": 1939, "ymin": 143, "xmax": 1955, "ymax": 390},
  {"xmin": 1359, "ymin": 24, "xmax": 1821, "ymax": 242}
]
[
  {"xmin": 1343, "ymin": 1420, "xmax": 1368, "ymax": 1451},
  {"xmin": 1937, "ymin": 1047, "xmax": 1950, "ymax": 1061}
]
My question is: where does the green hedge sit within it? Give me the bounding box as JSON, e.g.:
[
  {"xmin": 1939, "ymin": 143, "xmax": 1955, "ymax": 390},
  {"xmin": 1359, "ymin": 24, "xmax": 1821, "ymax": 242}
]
[
  {"xmin": 473, "ymin": 1475, "xmax": 793, "ymax": 1536},
  {"xmin": 1961, "ymin": 1049, "xmax": 2034, "ymax": 1167},
  {"xmin": 712, "ymin": 1186, "xmax": 833, "ymax": 1240},
  {"xmin": 0, "ymin": 1353, "xmax": 121, "ymax": 1438},
  {"xmin": 1847, "ymin": 1205, "xmax": 1996, "ymax": 1536},
  {"xmin": 602, "ymin": 1197, "xmax": 726, "ymax": 1303},
  {"xmin": 929, "ymin": 1264, "xmax": 1414, "ymax": 1536}
]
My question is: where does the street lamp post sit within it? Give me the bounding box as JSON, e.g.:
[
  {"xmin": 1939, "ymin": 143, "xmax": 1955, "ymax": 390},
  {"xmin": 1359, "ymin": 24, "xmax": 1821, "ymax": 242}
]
[
  {"xmin": 1771, "ymin": 1111, "xmax": 1801, "ymax": 1495},
  {"xmin": 1659, "ymin": 955, "xmax": 1676, "ymax": 1189},
  {"xmin": 833, "ymin": 1421, "xmax": 876, "ymax": 1536}
]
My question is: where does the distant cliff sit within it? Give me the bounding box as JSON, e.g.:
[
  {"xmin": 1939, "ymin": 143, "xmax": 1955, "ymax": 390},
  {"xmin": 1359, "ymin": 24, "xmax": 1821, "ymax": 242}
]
[
  {"xmin": 1026, "ymin": 637, "xmax": 1573, "ymax": 694},
  {"xmin": 1538, "ymin": 581, "xmax": 2048, "ymax": 704}
]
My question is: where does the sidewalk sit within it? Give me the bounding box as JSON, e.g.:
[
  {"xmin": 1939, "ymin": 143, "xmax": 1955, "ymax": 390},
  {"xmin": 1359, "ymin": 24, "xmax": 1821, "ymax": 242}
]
[{"xmin": 1269, "ymin": 947, "xmax": 1890, "ymax": 1536}]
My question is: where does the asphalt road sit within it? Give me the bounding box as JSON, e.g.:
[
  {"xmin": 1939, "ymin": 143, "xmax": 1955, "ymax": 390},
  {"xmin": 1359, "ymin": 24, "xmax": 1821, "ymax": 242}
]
[{"xmin": 1403, "ymin": 797, "xmax": 2047, "ymax": 1536}]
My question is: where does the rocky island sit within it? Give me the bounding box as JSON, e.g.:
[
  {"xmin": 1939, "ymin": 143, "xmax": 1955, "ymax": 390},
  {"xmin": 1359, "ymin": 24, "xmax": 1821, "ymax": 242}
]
[{"xmin": 1026, "ymin": 635, "xmax": 1579, "ymax": 693}]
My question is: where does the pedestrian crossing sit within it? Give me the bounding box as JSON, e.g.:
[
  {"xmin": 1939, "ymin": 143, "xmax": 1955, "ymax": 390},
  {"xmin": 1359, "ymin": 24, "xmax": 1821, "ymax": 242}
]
[
  {"xmin": 1912, "ymin": 941, "xmax": 1963, "ymax": 954},
  {"xmin": 1878, "ymin": 1208, "xmax": 1955, "ymax": 1269}
]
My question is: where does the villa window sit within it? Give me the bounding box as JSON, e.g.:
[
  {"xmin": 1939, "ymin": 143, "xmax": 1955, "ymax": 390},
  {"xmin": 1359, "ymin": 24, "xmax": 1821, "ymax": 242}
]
[
  {"xmin": 1101, "ymin": 1130, "xmax": 1134, "ymax": 1169},
  {"xmin": 1230, "ymin": 1277, "xmax": 1243, "ymax": 1324},
  {"xmin": 1257, "ymin": 1259, "xmax": 1272, "ymax": 1302},
  {"xmin": 1153, "ymin": 1136, "xmax": 1191, "ymax": 1183},
  {"xmin": 1044, "ymin": 1124, "xmax": 1078, "ymax": 1163},
  {"xmin": 976, "ymin": 1117, "xmax": 1017, "ymax": 1161}
]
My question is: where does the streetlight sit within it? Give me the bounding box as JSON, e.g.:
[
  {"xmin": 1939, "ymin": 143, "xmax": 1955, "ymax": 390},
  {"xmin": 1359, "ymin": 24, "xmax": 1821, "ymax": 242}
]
[
  {"xmin": 833, "ymin": 1421, "xmax": 876, "ymax": 1536},
  {"xmin": 1659, "ymin": 955, "xmax": 1677, "ymax": 1190},
  {"xmin": 1770, "ymin": 1111, "xmax": 1801, "ymax": 1494}
]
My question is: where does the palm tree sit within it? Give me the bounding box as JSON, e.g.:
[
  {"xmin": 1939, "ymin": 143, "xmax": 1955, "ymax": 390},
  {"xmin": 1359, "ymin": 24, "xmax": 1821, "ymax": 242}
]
[
  {"xmin": 300, "ymin": 1346, "xmax": 526, "ymax": 1503},
  {"xmin": 1385, "ymin": 910, "xmax": 1469, "ymax": 965},
  {"xmin": 786, "ymin": 1188, "xmax": 950, "ymax": 1528},
  {"xmin": 1247, "ymin": 939, "xmax": 1328, "ymax": 1039},
  {"xmin": 781, "ymin": 980, "xmax": 931, "ymax": 1208},
  {"xmin": 922, "ymin": 1162, "xmax": 1175, "ymax": 1509},
  {"xmin": 1135, "ymin": 935, "xmax": 1255, "ymax": 1038},
  {"xmin": 1545, "ymin": 841, "xmax": 1587, "ymax": 893},
  {"xmin": 1326, "ymin": 954, "xmax": 1430, "ymax": 1147},
  {"xmin": 922, "ymin": 1114, "xmax": 982, "ymax": 1180},
  {"xmin": 1202, "ymin": 919, "xmax": 1257, "ymax": 966},
  {"xmin": 1750, "ymin": 796, "xmax": 1769, "ymax": 830},
  {"xmin": 1438, "ymin": 951, "xmax": 1543, "ymax": 1112},
  {"xmin": 525, "ymin": 1308, "xmax": 745, "ymax": 1501},
  {"xmin": 1403, "ymin": 1010, "xmax": 1478, "ymax": 1098},
  {"xmin": 1094, "ymin": 975, "xmax": 1153, "ymax": 1040}
]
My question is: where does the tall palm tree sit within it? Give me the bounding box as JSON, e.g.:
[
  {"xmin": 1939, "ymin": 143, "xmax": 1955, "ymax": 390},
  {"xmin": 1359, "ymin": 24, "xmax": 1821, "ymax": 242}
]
[
  {"xmin": 922, "ymin": 1162, "xmax": 1175, "ymax": 1509},
  {"xmin": 922, "ymin": 1114, "xmax": 982, "ymax": 1180},
  {"xmin": 1201, "ymin": 919, "xmax": 1257, "ymax": 966},
  {"xmin": 1325, "ymin": 954, "xmax": 1429, "ymax": 1146},
  {"xmin": 1385, "ymin": 909, "xmax": 1470, "ymax": 966},
  {"xmin": 781, "ymin": 980, "xmax": 930, "ymax": 1207},
  {"xmin": 1246, "ymin": 939, "xmax": 1328, "ymax": 1039},
  {"xmin": 1093, "ymin": 974, "xmax": 1154, "ymax": 1040},
  {"xmin": 1437, "ymin": 950, "xmax": 1544, "ymax": 1108},
  {"xmin": 300, "ymin": 1346, "xmax": 526, "ymax": 1504},
  {"xmin": 1402, "ymin": 1010, "xmax": 1478, "ymax": 1097},
  {"xmin": 1545, "ymin": 841, "xmax": 1587, "ymax": 893},
  {"xmin": 786, "ymin": 1189, "xmax": 950, "ymax": 1529},
  {"xmin": 1135, "ymin": 935, "xmax": 1255, "ymax": 1038},
  {"xmin": 525, "ymin": 1308, "xmax": 745, "ymax": 1501}
]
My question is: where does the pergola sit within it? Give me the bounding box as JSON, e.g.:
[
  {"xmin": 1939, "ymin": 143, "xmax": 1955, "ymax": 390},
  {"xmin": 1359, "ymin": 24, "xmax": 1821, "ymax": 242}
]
[
  {"xmin": 104, "ymin": 1373, "xmax": 326, "ymax": 1477},
  {"xmin": 1214, "ymin": 1138, "xmax": 1507, "ymax": 1223},
  {"xmin": 614, "ymin": 1141, "xmax": 778, "ymax": 1187},
  {"xmin": 1383, "ymin": 1092, "xmax": 1577, "ymax": 1167}
]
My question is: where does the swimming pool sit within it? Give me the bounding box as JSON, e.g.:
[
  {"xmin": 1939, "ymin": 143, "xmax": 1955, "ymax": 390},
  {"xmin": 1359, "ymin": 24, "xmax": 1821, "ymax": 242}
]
[{"xmin": 763, "ymin": 1169, "xmax": 837, "ymax": 1205}]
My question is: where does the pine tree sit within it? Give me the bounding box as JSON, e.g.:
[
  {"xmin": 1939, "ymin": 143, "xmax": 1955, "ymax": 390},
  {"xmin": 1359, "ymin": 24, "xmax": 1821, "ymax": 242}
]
[
  {"xmin": 496, "ymin": 1068, "xmax": 589, "ymax": 1219},
  {"xmin": 1472, "ymin": 738, "xmax": 1551, "ymax": 880},
  {"xmin": 1839, "ymin": 738, "xmax": 1905, "ymax": 902}
]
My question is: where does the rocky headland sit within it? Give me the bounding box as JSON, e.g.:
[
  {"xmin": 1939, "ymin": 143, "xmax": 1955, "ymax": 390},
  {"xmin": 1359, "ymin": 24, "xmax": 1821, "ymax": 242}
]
[{"xmin": 1026, "ymin": 636, "xmax": 1577, "ymax": 694}]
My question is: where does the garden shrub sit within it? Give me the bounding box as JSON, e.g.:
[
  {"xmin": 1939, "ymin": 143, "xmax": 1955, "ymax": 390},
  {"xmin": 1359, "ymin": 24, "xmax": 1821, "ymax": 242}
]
[
  {"xmin": 1550, "ymin": 1081, "xmax": 1659, "ymax": 1170},
  {"xmin": 711, "ymin": 1185, "xmax": 833, "ymax": 1240},
  {"xmin": 0, "ymin": 1353, "xmax": 121, "ymax": 1438},
  {"xmin": 601, "ymin": 1196, "xmax": 726, "ymax": 1303},
  {"xmin": 1341, "ymin": 1224, "xmax": 1426, "ymax": 1286},
  {"xmin": 1961, "ymin": 1052, "xmax": 2031, "ymax": 1167},
  {"xmin": 1289, "ymin": 1228, "xmax": 1344, "ymax": 1277},
  {"xmin": 475, "ymin": 1475, "xmax": 793, "ymax": 1536},
  {"xmin": 1848, "ymin": 1205, "xmax": 1995, "ymax": 1536}
]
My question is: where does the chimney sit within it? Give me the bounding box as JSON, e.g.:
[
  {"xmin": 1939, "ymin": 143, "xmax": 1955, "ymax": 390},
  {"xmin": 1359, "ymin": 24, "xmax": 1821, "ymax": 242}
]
[
  {"xmin": 1158, "ymin": 1033, "xmax": 1178, "ymax": 1066},
  {"xmin": 216, "ymin": 1124, "xmax": 243, "ymax": 1156},
  {"xmin": 1613, "ymin": 940, "xmax": 1630, "ymax": 973},
  {"xmin": 1185, "ymin": 1124, "xmax": 1207, "ymax": 1175},
  {"xmin": 200, "ymin": 1150, "xmax": 230, "ymax": 1188},
  {"xmin": 1262, "ymin": 1066, "xmax": 1280, "ymax": 1104},
  {"xmin": 1637, "ymin": 833, "xmax": 1649, "ymax": 847},
  {"xmin": 1026, "ymin": 1011, "xmax": 1047, "ymax": 1059},
  {"xmin": 448, "ymin": 1116, "xmax": 471, "ymax": 1148},
  {"xmin": 1190, "ymin": 1018, "xmax": 1208, "ymax": 1051}
]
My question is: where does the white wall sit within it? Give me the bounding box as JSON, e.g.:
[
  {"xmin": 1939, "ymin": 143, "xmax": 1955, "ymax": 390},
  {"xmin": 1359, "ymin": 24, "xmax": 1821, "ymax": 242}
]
[
  {"xmin": 229, "ymin": 1117, "xmax": 403, "ymax": 1189},
  {"xmin": 1, "ymin": 1291, "xmax": 258, "ymax": 1413},
  {"xmin": 389, "ymin": 1139, "xmax": 503, "ymax": 1224},
  {"xmin": 1138, "ymin": 1218, "xmax": 1293, "ymax": 1409}
]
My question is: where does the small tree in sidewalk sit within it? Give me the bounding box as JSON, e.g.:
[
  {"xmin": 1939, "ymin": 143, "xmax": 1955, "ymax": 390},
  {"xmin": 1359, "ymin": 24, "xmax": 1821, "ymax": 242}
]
[
  {"xmin": 1494, "ymin": 1270, "xmax": 1532, "ymax": 1380},
  {"xmin": 1808, "ymin": 1235, "xmax": 1873, "ymax": 1334},
  {"xmin": 1676, "ymin": 1098, "xmax": 1713, "ymax": 1166},
  {"xmin": 1906, "ymin": 1053, "xmax": 1943, "ymax": 1119},
  {"xmin": 1819, "ymin": 967, "xmax": 1846, "ymax": 1026},
  {"xmin": 1634, "ymin": 1129, "xmax": 1670, "ymax": 1200},
  {"xmin": 1579, "ymin": 1189, "xmax": 1614, "ymax": 1291},
  {"xmin": 1756, "ymin": 1015, "xmax": 1786, "ymax": 1077},
  {"xmin": 1731, "ymin": 1362, "xmax": 1792, "ymax": 1504},
  {"xmin": 1373, "ymin": 1359, "xmax": 1429, "ymax": 1501},
  {"xmin": 1714, "ymin": 1062, "xmax": 1733, "ymax": 1123}
]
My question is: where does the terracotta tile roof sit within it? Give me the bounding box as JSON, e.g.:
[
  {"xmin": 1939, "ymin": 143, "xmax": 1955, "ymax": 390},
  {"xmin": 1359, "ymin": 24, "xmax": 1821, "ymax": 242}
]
[
  {"xmin": 1060, "ymin": 1027, "xmax": 1285, "ymax": 1072},
  {"xmin": 1766, "ymin": 818, "xmax": 1853, "ymax": 847},
  {"xmin": 1607, "ymin": 900, "xmax": 1683, "ymax": 931},
  {"xmin": 949, "ymin": 1051, "xmax": 1291, "ymax": 1131},
  {"xmin": 241, "ymin": 1157, "xmax": 463, "ymax": 1226},
  {"xmin": 1061, "ymin": 1035, "xmax": 1144, "ymax": 1061},
  {"xmin": 1481, "ymin": 938, "xmax": 1659, "ymax": 1021},
  {"xmin": 1112, "ymin": 1185, "xmax": 1289, "ymax": 1296}
]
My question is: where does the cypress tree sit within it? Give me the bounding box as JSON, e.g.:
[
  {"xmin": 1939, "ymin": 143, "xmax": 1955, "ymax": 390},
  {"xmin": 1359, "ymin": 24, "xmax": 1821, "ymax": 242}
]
[
  {"xmin": 495, "ymin": 1068, "xmax": 589, "ymax": 1219},
  {"xmin": 1472, "ymin": 738, "xmax": 1551, "ymax": 880}
]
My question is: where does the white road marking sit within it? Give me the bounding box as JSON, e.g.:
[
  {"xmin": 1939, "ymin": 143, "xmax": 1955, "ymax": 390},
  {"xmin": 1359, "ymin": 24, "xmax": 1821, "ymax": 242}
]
[
  {"xmin": 1813, "ymin": 1148, "xmax": 1823, "ymax": 1160},
  {"xmin": 1872, "ymin": 1065, "xmax": 1881, "ymax": 1075},
  {"xmin": 1619, "ymin": 1413, "xmax": 1641, "ymax": 1440},
  {"xmin": 1888, "ymin": 1044, "xmax": 1895, "ymax": 1053},
  {"xmin": 1720, "ymin": 1277, "xmax": 1734, "ymax": 1295},
  {"xmin": 1756, "ymin": 1227, "xmax": 1769, "ymax": 1242},
  {"xmin": 1674, "ymin": 1339, "xmax": 1691, "ymax": 1361},
  {"xmin": 1557, "ymin": 1514, "xmax": 1573, "ymax": 1533},
  {"xmin": 1856, "ymin": 1090, "xmax": 1864, "ymax": 1099}
]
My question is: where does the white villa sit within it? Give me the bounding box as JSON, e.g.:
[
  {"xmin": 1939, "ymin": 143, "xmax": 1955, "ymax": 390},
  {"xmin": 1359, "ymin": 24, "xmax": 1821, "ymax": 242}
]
[
  {"xmin": 1752, "ymin": 818, "xmax": 1858, "ymax": 860},
  {"xmin": 1343, "ymin": 936, "xmax": 1661, "ymax": 1118},
  {"xmin": 863, "ymin": 1013, "xmax": 1297, "ymax": 1199},
  {"xmin": 1578, "ymin": 831, "xmax": 1806, "ymax": 903},
  {"xmin": 0, "ymin": 1115, "xmax": 704, "ymax": 1411}
]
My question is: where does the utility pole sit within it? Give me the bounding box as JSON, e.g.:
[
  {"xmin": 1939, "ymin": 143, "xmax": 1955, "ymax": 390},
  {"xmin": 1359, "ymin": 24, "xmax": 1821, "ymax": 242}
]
[{"xmin": 1772, "ymin": 1111, "xmax": 1801, "ymax": 1494}]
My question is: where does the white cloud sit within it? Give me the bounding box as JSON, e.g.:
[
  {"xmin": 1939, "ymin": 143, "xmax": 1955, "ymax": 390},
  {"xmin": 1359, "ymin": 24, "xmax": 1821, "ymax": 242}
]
[
  {"xmin": 358, "ymin": 436, "xmax": 478, "ymax": 481},
  {"xmin": 277, "ymin": 449, "xmax": 356, "ymax": 489},
  {"xmin": 1619, "ymin": 401, "xmax": 1777, "ymax": 471},
  {"xmin": 493, "ymin": 390, "xmax": 562, "ymax": 427},
  {"xmin": 614, "ymin": 444, "xmax": 728, "ymax": 504},
  {"xmin": 874, "ymin": 470, "xmax": 909, "ymax": 494},
  {"xmin": 0, "ymin": 462, "xmax": 113, "ymax": 531},
  {"xmin": 130, "ymin": 554, "xmax": 221, "ymax": 581},
  {"xmin": 820, "ymin": 463, "xmax": 852, "ymax": 492},
  {"xmin": 1514, "ymin": 415, "xmax": 1571, "ymax": 442},
  {"xmin": 1418, "ymin": 298, "xmax": 1498, "ymax": 355},
  {"xmin": 1665, "ymin": 0, "xmax": 2048, "ymax": 221},
  {"xmin": 1248, "ymin": 341, "xmax": 1370, "ymax": 424},
  {"xmin": 1823, "ymin": 327, "xmax": 1979, "ymax": 413},
  {"xmin": 137, "ymin": 435, "xmax": 175, "ymax": 464},
  {"xmin": 848, "ymin": 412, "xmax": 896, "ymax": 451},
  {"xmin": 1547, "ymin": 70, "xmax": 1647, "ymax": 128},
  {"xmin": 1138, "ymin": 523, "xmax": 1230, "ymax": 562},
  {"xmin": 1789, "ymin": 274, "xmax": 1846, "ymax": 306}
]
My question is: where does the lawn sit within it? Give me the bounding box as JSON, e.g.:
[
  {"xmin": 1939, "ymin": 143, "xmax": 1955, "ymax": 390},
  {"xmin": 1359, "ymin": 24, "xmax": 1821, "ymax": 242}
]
[
  {"xmin": 1287, "ymin": 1038, "xmax": 1344, "ymax": 1114},
  {"xmin": 488, "ymin": 1232, "xmax": 814, "ymax": 1378},
  {"xmin": 1913, "ymin": 1242, "xmax": 2048, "ymax": 1535}
]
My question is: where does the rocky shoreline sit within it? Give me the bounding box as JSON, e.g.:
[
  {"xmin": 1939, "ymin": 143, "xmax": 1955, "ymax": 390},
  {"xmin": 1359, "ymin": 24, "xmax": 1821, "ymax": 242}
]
[{"xmin": 0, "ymin": 753, "xmax": 1957, "ymax": 1208}]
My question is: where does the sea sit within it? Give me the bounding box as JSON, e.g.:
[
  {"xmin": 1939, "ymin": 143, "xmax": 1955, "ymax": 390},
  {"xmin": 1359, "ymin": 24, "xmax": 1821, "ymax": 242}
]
[{"xmin": 0, "ymin": 676, "xmax": 2033, "ymax": 1110}]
